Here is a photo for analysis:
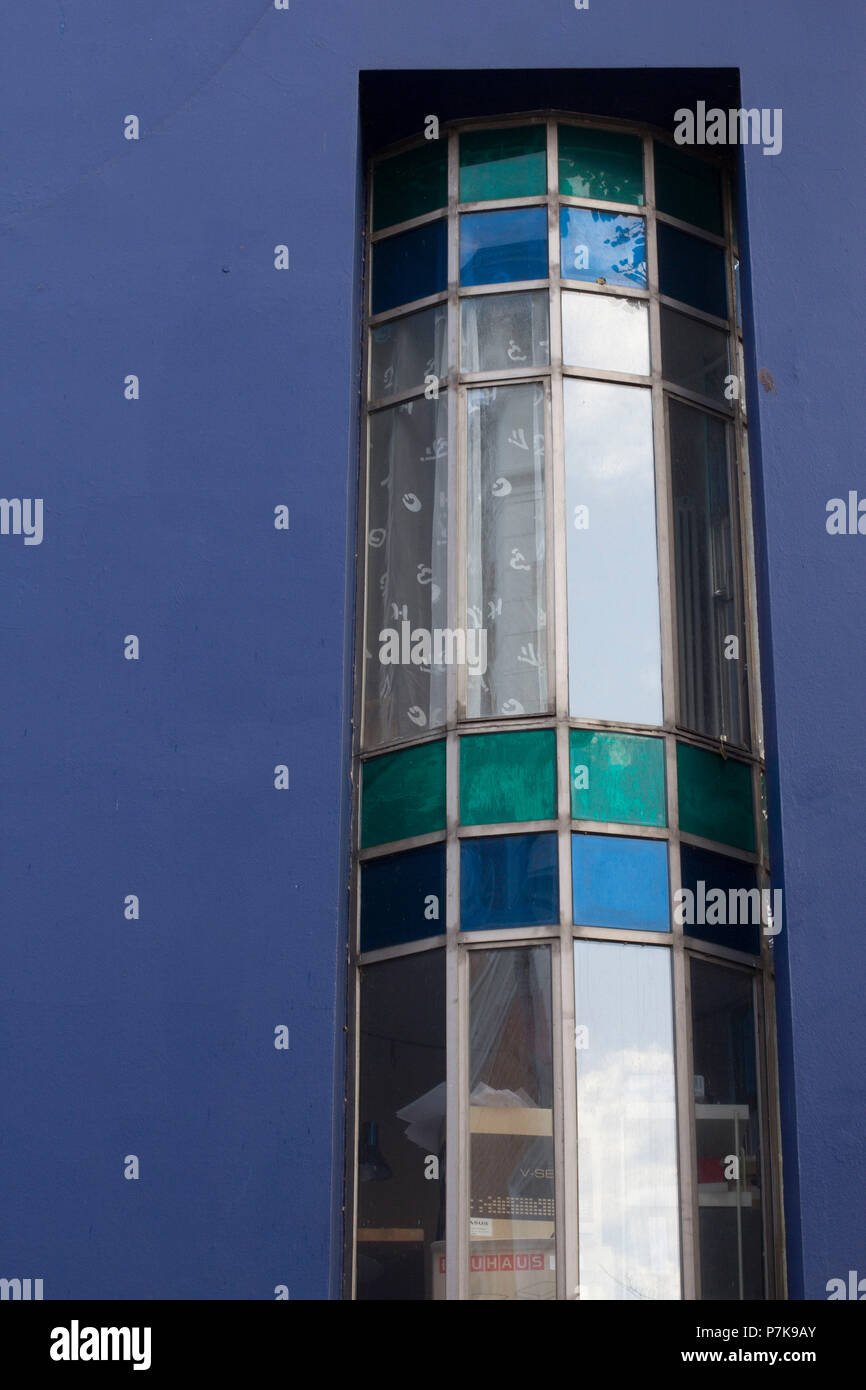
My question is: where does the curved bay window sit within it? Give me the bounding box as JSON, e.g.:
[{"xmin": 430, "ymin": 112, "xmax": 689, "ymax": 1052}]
[{"xmin": 349, "ymin": 114, "xmax": 782, "ymax": 1300}]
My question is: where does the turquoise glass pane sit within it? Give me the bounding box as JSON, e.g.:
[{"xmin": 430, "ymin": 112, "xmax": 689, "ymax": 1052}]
[
  {"xmin": 360, "ymin": 843, "xmax": 445, "ymax": 952},
  {"xmin": 653, "ymin": 142, "xmax": 723, "ymax": 235},
  {"xmin": 460, "ymin": 126, "xmax": 547, "ymax": 202},
  {"xmin": 657, "ymin": 223, "xmax": 727, "ymax": 319},
  {"xmin": 460, "ymin": 832, "xmax": 558, "ymax": 930},
  {"xmin": 570, "ymin": 729, "xmax": 666, "ymax": 827},
  {"xmin": 460, "ymin": 208, "xmax": 548, "ymax": 287},
  {"xmin": 361, "ymin": 740, "xmax": 446, "ymax": 848},
  {"xmin": 460, "ymin": 730, "xmax": 556, "ymax": 826},
  {"xmin": 373, "ymin": 142, "xmax": 448, "ymax": 232},
  {"xmin": 372, "ymin": 219, "xmax": 447, "ymax": 315},
  {"xmin": 558, "ymin": 125, "xmax": 644, "ymax": 205},
  {"xmin": 679, "ymin": 844, "xmax": 760, "ymax": 955},
  {"xmin": 676, "ymin": 743, "xmax": 755, "ymax": 852},
  {"xmin": 572, "ymin": 833, "xmax": 669, "ymax": 931},
  {"xmin": 560, "ymin": 207, "xmax": 646, "ymax": 288}
]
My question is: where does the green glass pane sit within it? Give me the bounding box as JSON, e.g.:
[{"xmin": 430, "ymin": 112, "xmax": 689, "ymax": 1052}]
[
  {"xmin": 676, "ymin": 743, "xmax": 755, "ymax": 852},
  {"xmin": 460, "ymin": 730, "xmax": 556, "ymax": 826},
  {"xmin": 459, "ymin": 125, "xmax": 547, "ymax": 202},
  {"xmin": 570, "ymin": 729, "xmax": 666, "ymax": 827},
  {"xmin": 558, "ymin": 125, "xmax": 644, "ymax": 205},
  {"xmin": 373, "ymin": 142, "xmax": 448, "ymax": 232},
  {"xmin": 361, "ymin": 740, "xmax": 446, "ymax": 848},
  {"xmin": 653, "ymin": 142, "xmax": 723, "ymax": 235}
]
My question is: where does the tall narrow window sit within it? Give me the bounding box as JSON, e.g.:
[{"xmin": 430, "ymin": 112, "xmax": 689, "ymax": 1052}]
[
  {"xmin": 466, "ymin": 383, "xmax": 549, "ymax": 718},
  {"xmin": 670, "ymin": 398, "xmax": 749, "ymax": 747},
  {"xmin": 690, "ymin": 960, "xmax": 765, "ymax": 1300},
  {"xmin": 469, "ymin": 946, "xmax": 556, "ymax": 1298},
  {"xmin": 352, "ymin": 112, "xmax": 779, "ymax": 1303}
]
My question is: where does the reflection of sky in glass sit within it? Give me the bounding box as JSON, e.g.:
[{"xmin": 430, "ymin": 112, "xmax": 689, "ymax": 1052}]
[
  {"xmin": 574, "ymin": 941, "xmax": 681, "ymax": 1300},
  {"xmin": 562, "ymin": 291, "xmax": 650, "ymax": 375},
  {"xmin": 560, "ymin": 207, "xmax": 647, "ymax": 287},
  {"xmin": 564, "ymin": 379, "xmax": 662, "ymax": 724}
]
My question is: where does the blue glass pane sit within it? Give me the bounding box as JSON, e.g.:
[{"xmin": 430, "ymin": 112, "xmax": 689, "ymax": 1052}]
[
  {"xmin": 372, "ymin": 219, "xmax": 447, "ymax": 315},
  {"xmin": 679, "ymin": 844, "xmax": 761, "ymax": 954},
  {"xmin": 657, "ymin": 223, "xmax": 727, "ymax": 319},
  {"xmin": 461, "ymin": 832, "xmax": 558, "ymax": 931},
  {"xmin": 360, "ymin": 843, "xmax": 446, "ymax": 952},
  {"xmin": 560, "ymin": 207, "xmax": 646, "ymax": 288},
  {"xmin": 572, "ymin": 833, "xmax": 669, "ymax": 931},
  {"xmin": 459, "ymin": 207, "xmax": 548, "ymax": 287}
]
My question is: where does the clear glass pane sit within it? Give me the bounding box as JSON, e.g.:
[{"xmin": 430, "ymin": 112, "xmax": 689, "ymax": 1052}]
[
  {"xmin": 460, "ymin": 208, "xmax": 549, "ymax": 287},
  {"xmin": 560, "ymin": 207, "xmax": 646, "ymax": 288},
  {"xmin": 562, "ymin": 291, "xmax": 650, "ymax": 375},
  {"xmin": 572, "ymin": 833, "xmax": 669, "ymax": 932},
  {"xmin": 373, "ymin": 142, "xmax": 448, "ymax": 232},
  {"xmin": 459, "ymin": 125, "xmax": 547, "ymax": 202},
  {"xmin": 573, "ymin": 941, "xmax": 681, "ymax": 1299},
  {"xmin": 364, "ymin": 397, "xmax": 448, "ymax": 749},
  {"xmin": 564, "ymin": 379, "xmax": 662, "ymax": 724},
  {"xmin": 469, "ymin": 946, "xmax": 556, "ymax": 1299},
  {"xmin": 361, "ymin": 843, "xmax": 446, "ymax": 952},
  {"xmin": 558, "ymin": 125, "xmax": 644, "ymax": 205},
  {"xmin": 370, "ymin": 305, "xmax": 447, "ymax": 400},
  {"xmin": 466, "ymin": 383, "xmax": 548, "ymax": 717},
  {"xmin": 669, "ymin": 399, "xmax": 749, "ymax": 746},
  {"xmin": 653, "ymin": 141, "xmax": 723, "ymax": 235},
  {"xmin": 372, "ymin": 219, "xmax": 448, "ymax": 315},
  {"xmin": 357, "ymin": 952, "xmax": 446, "ymax": 1299},
  {"xmin": 657, "ymin": 222, "xmax": 727, "ymax": 319},
  {"xmin": 461, "ymin": 291, "xmax": 549, "ymax": 373},
  {"xmin": 461, "ymin": 832, "xmax": 558, "ymax": 930},
  {"xmin": 690, "ymin": 960, "xmax": 765, "ymax": 1300},
  {"xmin": 660, "ymin": 306, "xmax": 729, "ymax": 401}
]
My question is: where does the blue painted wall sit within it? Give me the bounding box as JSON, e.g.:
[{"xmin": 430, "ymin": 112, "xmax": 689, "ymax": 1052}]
[{"xmin": 1, "ymin": 1, "xmax": 863, "ymax": 1299}]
